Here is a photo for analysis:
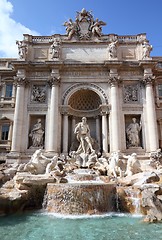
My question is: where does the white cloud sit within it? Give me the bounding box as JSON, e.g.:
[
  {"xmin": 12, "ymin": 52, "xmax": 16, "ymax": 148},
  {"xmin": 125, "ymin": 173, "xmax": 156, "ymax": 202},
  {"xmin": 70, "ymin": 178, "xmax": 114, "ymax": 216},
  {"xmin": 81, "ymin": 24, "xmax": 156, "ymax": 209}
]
[{"xmin": 0, "ymin": 0, "xmax": 39, "ymax": 58}]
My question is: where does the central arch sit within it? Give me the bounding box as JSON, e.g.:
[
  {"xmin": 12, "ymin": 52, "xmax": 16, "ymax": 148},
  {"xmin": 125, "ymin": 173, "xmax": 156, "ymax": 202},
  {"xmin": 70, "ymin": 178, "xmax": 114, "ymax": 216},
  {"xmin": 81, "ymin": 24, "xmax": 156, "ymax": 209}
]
[{"xmin": 61, "ymin": 83, "xmax": 109, "ymax": 155}]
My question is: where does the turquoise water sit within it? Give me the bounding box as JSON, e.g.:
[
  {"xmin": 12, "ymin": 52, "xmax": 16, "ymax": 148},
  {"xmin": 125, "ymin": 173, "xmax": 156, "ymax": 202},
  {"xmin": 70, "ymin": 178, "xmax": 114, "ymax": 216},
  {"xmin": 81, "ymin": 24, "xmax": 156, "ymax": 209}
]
[{"xmin": 0, "ymin": 212, "xmax": 162, "ymax": 240}]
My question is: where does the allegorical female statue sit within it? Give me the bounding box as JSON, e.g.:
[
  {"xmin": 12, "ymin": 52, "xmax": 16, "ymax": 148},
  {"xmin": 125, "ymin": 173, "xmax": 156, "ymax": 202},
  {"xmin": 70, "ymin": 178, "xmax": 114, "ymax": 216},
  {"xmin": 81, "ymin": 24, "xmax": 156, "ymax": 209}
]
[
  {"xmin": 29, "ymin": 118, "xmax": 44, "ymax": 148},
  {"xmin": 126, "ymin": 118, "xmax": 142, "ymax": 147}
]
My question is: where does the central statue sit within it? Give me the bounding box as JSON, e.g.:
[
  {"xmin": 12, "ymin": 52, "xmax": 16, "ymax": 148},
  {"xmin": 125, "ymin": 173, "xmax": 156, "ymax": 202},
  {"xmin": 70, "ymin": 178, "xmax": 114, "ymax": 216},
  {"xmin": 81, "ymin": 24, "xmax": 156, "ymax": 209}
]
[{"xmin": 74, "ymin": 117, "xmax": 94, "ymax": 154}]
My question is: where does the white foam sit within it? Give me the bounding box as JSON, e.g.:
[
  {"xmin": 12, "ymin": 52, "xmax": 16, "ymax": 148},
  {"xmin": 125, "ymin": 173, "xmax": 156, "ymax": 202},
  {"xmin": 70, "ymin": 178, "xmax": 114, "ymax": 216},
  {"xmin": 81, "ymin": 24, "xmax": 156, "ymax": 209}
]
[{"xmin": 38, "ymin": 211, "xmax": 143, "ymax": 219}]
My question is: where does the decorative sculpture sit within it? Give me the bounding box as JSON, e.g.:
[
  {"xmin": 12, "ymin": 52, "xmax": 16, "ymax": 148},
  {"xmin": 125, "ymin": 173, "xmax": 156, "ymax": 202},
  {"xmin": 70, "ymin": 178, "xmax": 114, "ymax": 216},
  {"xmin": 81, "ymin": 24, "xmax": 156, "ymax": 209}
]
[
  {"xmin": 50, "ymin": 38, "xmax": 60, "ymax": 58},
  {"xmin": 90, "ymin": 18, "xmax": 106, "ymax": 37},
  {"xmin": 31, "ymin": 85, "xmax": 46, "ymax": 103},
  {"xmin": 16, "ymin": 40, "xmax": 27, "ymax": 59},
  {"xmin": 74, "ymin": 117, "xmax": 94, "ymax": 154},
  {"xmin": 29, "ymin": 118, "xmax": 44, "ymax": 148},
  {"xmin": 108, "ymin": 40, "xmax": 118, "ymax": 59},
  {"xmin": 124, "ymin": 153, "xmax": 142, "ymax": 176},
  {"xmin": 63, "ymin": 8, "xmax": 106, "ymax": 40},
  {"xmin": 126, "ymin": 118, "xmax": 142, "ymax": 147},
  {"xmin": 142, "ymin": 40, "xmax": 152, "ymax": 59}
]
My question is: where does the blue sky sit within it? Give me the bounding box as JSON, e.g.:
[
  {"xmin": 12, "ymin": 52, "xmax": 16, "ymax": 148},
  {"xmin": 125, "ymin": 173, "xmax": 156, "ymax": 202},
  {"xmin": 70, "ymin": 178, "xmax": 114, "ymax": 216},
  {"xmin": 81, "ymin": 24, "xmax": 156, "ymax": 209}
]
[{"xmin": 1, "ymin": 0, "xmax": 162, "ymax": 57}]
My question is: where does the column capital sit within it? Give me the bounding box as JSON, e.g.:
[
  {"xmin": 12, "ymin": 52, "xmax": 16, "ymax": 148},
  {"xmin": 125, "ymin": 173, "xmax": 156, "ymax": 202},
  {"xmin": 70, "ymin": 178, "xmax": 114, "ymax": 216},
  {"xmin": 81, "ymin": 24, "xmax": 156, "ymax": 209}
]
[
  {"xmin": 108, "ymin": 75, "xmax": 120, "ymax": 86},
  {"xmin": 60, "ymin": 105, "xmax": 69, "ymax": 115},
  {"xmin": 14, "ymin": 76, "xmax": 28, "ymax": 86},
  {"xmin": 141, "ymin": 75, "xmax": 155, "ymax": 86},
  {"xmin": 49, "ymin": 69, "xmax": 60, "ymax": 87},
  {"xmin": 48, "ymin": 76, "xmax": 61, "ymax": 87},
  {"xmin": 100, "ymin": 104, "xmax": 110, "ymax": 115}
]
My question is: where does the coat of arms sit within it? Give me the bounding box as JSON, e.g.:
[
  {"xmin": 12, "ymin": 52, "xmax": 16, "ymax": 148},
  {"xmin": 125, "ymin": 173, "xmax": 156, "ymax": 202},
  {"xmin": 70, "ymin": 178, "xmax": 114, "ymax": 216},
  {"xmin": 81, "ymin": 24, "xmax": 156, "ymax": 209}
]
[{"xmin": 63, "ymin": 8, "xmax": 106, "ymax": 40}]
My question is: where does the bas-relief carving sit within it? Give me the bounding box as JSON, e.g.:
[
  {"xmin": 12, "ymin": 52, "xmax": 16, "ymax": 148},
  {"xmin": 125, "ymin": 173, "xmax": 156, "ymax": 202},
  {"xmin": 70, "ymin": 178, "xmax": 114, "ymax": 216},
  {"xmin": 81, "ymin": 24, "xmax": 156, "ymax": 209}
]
[
  {"xmin": 31, "ymin": 85, "xmax": 46, "ymax": 103},
  {"xmin": 123, "ymin": 84, "xmax": 139, "ymax": 103}
]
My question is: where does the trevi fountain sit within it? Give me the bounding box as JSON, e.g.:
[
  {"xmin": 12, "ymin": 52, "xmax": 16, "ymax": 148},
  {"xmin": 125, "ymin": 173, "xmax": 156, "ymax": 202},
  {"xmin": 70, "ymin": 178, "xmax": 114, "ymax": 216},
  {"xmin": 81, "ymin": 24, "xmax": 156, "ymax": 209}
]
[{"xmin": 0, "ymin": 8, "xmax": 162, "ymax": 240}]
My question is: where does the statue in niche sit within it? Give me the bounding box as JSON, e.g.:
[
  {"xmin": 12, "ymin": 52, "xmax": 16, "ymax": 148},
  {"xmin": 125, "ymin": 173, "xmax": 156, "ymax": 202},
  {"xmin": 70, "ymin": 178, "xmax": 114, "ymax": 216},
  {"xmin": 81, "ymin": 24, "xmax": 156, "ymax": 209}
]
[
  {"xmin": 31, "ymin": 85, "xmax": 46, "ymax": 103},
  {"xmin": 126, "ymin": 118, "xmax": 142, "ymax": 148},
  {"xmin": 50, "ymin": 38, "xmax": 60, "ymax": 59},
  {"xmin": 142, "ymin": 40, "xmax": 152, "ymax": 59},
  {"xmin": 29, "ymin": 118, "xmax": 44, "ymax": 148},
  {"xmin": 90, "ymin": 18, "xmax": 106, "ymax": 37},
  {"xmin": 108, "ymin": 40, "xmax": 118, "ymax": 59},
  {"xmin": 16, "ymin": 40, "xmax": 27, "ymax": 59},
  {"xmin": 74, "ymin": 117, "xmax": 94, "ymax": 155}
]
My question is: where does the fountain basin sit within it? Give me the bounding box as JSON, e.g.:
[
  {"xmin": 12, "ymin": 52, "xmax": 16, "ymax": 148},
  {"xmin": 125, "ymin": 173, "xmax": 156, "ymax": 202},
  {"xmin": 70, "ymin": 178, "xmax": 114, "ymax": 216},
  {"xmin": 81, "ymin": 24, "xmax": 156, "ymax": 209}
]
[{"xmin": 44, "ymin": 182, "xmax": 116, "ymax": 215}]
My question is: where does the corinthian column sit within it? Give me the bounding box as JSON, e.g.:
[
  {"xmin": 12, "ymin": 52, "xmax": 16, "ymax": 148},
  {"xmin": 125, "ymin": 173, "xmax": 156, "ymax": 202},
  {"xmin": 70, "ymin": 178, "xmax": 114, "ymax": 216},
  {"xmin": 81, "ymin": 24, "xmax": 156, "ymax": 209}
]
[
  {"xmin": 11, "ymin": 73, "xmax": 26, "ymax": 152},
  {"xmin": 109, "ymin": 70, "xmax": 121, "ymax": 152},
  {"xmin": 144, "ymin": 73, "xmax": 159, "ymax": 151},
  {"xmin": 47, "ymin": 70, "xmax": 60, "ymax": 153},
  {"xmin": 101, "ymin": 113, "xmax": 108, "ymax": 153}
]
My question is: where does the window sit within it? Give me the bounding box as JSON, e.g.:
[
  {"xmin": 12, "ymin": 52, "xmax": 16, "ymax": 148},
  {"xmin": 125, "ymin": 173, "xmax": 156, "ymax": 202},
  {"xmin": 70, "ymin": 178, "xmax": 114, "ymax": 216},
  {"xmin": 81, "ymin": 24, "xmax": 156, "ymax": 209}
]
[
  {"xmin": 1, "ymin": 124, "xmax": 9, "ymax": 140},
  {"xmin": 5, "ymin": 83, "xmax": 13, "ymax": 98},
  {"xmin": 158, "ymin": 84, "xmax": 162, "ymax": 98}
]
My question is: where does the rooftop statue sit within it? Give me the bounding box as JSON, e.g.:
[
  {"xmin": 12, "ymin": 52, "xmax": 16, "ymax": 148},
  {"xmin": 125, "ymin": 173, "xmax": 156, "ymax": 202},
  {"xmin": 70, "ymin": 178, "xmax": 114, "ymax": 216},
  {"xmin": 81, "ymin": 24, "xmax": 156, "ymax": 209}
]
[{"xmin": 63, "ymin": 8, "xmax": 106, "ymax": 40}]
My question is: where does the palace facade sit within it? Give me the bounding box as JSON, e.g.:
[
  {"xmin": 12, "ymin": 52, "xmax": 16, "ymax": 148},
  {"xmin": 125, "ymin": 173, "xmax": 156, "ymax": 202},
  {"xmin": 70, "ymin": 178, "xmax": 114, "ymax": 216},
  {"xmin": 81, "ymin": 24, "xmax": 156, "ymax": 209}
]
[{"xmin": 0, "ymin": 9, "xmax": 162, "ymax": 162}]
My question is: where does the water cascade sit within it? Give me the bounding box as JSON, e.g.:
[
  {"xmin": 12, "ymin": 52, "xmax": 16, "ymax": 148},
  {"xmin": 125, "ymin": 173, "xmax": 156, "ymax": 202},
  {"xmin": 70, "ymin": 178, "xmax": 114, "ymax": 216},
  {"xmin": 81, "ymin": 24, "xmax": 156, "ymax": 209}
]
[{"xmin": 43, "ymin": 169, "xmax": 116, "ymax": 215}]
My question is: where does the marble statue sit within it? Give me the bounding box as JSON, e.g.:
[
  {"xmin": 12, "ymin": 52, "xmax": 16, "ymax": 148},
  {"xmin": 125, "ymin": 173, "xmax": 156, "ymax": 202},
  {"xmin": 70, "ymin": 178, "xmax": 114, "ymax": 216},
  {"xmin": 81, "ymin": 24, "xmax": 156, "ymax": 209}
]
[
  {"xmin": 142, "ymin": 40, "xmax": 152, "ymax": 59},
  {"xmin": 108, "ymin": 40, "xmax": 118, "ymax": 59},
  {"xmin": 107, "ymin": 151, "xmax": 123, "ymax": 178},
  {"xmin": 23, "ymin": 149, "xmax": 46, "ymax": 174},
  {"xmin": 45, "ymin": 156, "xmax": 58, "ymax": 174},
  {"xmin": 16, "ymin": 40, "xmax": 27, "ymax": 59},
  {"xmin": 126, "ymin": 118, "xmax": 142, "ymax": 147},
  {"xmin": 63, "ymin": 19, "xmax": 78, "ymax": 40},
  {"xmin": 29, "ymin": 118, "xmax": 44, "ymax": 148},
  {"xmin": 63, "ymin": 9, "xmax": 106, "ymax": 40},
  {"xmin": 74, "ymin": 117, "xmax": 94, "ymax": 154},
  {"xmin": 91, "ymin": 18, "xmax": 106, "ymax": 37},
  {"xmin": 124, "ymin": 153, "xmax": 142, "ymax": 176},
  {"xmin": 50, "ymin": 39, "xmax": 60, "ymax": 59}
]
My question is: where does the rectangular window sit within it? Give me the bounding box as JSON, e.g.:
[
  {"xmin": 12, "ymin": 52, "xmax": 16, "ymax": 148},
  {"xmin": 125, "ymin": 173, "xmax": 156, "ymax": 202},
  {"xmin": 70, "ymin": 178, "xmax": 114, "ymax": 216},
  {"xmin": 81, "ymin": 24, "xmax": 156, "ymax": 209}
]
[
  {"xmin": 5, "ymin": 84, "xmax": 13, "ymax": 98},
  {"xmin": 1, "ymin": 124, "xmax": 9, "ymax": 140}
]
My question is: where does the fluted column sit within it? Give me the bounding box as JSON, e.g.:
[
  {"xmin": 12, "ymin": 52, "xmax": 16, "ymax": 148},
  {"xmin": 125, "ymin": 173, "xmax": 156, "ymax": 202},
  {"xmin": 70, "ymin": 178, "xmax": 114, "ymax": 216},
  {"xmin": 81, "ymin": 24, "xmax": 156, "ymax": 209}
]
[
  {"xmin": 144, "ymin": 73, "xmax": 159, "ymax": 151},
  {"xmin": 11, "ymin": 74, "xmax": 26, "ymax": 152},
  {"xmin": 62, "ymin": 113, "xmax": 69, "ymax": 154},
  {"xmin": 47, "ymin": 70, "xmax": 60, "ymax": 152},
  {"xmin": 109, "ymin": 70, "xmax": 121, "ymax": 152}
]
